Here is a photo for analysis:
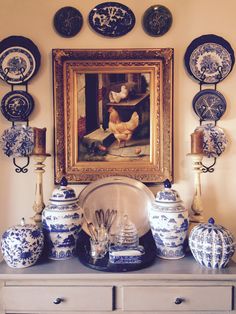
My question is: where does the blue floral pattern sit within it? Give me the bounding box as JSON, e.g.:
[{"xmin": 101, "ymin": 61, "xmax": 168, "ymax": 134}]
[
  {"xmin": 1, "ymin": 224, "xmax": 44, "ymax": 268},
  {"xmin": 0, "ymin": 125, "xmax": 34, "ymax": 157},
  {"xmin": 190, "ymin": 42, "xmax": 232, "ymax": 83},
  {"xmin": 195, "ymin": 123, "xmax": 227, "ymax": 158}
]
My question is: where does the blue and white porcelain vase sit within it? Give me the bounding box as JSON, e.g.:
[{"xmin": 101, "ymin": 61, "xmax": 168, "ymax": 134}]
[
  {"xmin": 149, "ymin": 179, "xmax": 189, "ymax": 259},
  {"xmin": 42, "ymin": 177, "xmax": 83, "ymax": 260},
  {"xmin": 1, "ymin": 218, "xmax": 44, "ymax": 268},
  {"xmin": 189, "ymin": 218, "xmax": 235, "ymax": 268}
]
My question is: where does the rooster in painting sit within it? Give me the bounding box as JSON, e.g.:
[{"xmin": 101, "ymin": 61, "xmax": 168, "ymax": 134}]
[
  {"xmin": 108, "ymin": 106, "xmax": 139, "ymax": 147},
  {"xmin": 109, "ymin": 85, "xmax": 129, "ymax": 103}
]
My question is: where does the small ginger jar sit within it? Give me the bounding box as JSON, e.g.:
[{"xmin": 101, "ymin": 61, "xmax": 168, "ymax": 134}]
[
  {"xmin": 189, "ymin": 218, "xmax": 235, "ymax": 268},
  {"xmin": 42, "ymin": 177, "xmax": 83, "ymax": 260},
  {"xmin": 149, "ymin": 179, "xmax": 189, "ymax": 259},
  {"xmin": 1, "ymin": 218, "xmax": 44, "ymax": 268}
]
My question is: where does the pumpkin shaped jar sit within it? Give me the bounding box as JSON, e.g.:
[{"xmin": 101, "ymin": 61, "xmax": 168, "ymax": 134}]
[{"xmin": 189, "ymin": 218, "xmax": 235, "ymax": 268}]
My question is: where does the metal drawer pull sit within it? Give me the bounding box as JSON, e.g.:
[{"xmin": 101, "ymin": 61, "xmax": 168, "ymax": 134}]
[
  {"xmin": 175, "ymin": 297, "xmax": 184, "ymax": 305},
  {"xmin": 53, "ymin": 297, "xmax": 63, "ymax": 305}
]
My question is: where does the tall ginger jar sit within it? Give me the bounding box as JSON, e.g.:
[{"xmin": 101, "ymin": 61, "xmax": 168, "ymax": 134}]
[
  {"xmin": 42, "ymin": 177, "xmax": 83, "ymax": 260},
  {"xmin": 149, "ymin": 179, "xmax": 189, "ymax": 259}
]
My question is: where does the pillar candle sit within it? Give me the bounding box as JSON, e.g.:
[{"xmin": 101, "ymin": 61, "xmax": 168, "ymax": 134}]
[
  {"xmin": 32, "ymin": 127, "xmax": 47, "ymax": 155},
  {"xmin": 191, "ymin": 129, "xmax": 204, "ymax": 154}
]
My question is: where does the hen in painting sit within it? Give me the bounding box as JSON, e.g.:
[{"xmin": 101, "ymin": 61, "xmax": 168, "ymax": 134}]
[{"xmin": 108, "ymin": 106, "xmax": 139, "ymax": 147}]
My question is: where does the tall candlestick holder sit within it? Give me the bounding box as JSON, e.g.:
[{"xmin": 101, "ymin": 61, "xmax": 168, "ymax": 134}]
[
  {"xmin": 32, "ymin": 153, "xmax": 50, "ymax": 225},
  {"xmin": 188, "ymin": 153, "xmax": 204, "ymax": 224}
]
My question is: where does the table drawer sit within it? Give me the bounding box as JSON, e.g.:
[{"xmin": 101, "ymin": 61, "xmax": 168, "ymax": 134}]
[
  {"xmin": 2, "ymin": 286, "xmax": 113, "ymax": 312},
  {"xmin": 122, "ymin": 285, "xmax": 233, "ymax": 312}
]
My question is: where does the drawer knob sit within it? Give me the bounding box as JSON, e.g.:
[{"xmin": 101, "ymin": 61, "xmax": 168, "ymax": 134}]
[
  {"xmin": 175, "ymin": 297, "xmax": 184, "ymax": 305},
  {"xmin": 53, "ymin": 297, "xmax": 63, "ymax": 305}
]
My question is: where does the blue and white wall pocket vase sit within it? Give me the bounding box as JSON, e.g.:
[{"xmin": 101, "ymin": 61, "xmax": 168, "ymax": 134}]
[
  {"xmin": 1, "ymin": 218, "xmax": 44, "ymax": 268},
  {"xmin": 189, "ymin": 218, "xmax": 235, "ymax": 269},
  {"xmin": 149, "ymin": 179, "xmax": 189, "ymax": 259},
  {"xmin": 195, "ymin": 123, "xmax": 227, "ymax": 158},
  {"xmin": 0, "ymin": 125, "xmax": 34, "ymax": 158},
  {"xmin": 42, "ymin": 177, "xmax": 84, "ymax": 260}
]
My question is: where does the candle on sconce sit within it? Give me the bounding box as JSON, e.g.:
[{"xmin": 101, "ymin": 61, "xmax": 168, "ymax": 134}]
[
  {"xmin": 191, "ymin": 129, "xmax": 204, "ymax": 154},
  {"xmin": 32, "ymin": 127, "xmax": 47, "ymax": 155}
]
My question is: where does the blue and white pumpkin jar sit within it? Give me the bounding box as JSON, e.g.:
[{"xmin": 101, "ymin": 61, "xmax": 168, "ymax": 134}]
[
  {"xmin": 149, "ymin": 179, "xmax": 189, "ymax": 259},
  {"xmin": 1, "ymin": 218, "xmax": 44, "ymax": 268},
  {"xmin": 189, "ymin": 218, "xmax": 235, "ymax": 268},
  {"xmin": 42, "ymin": 177, "xmax": 83, "ymax": 260}
]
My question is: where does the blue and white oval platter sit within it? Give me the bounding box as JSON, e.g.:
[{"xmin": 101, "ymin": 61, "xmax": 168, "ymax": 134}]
[{"xmin": 88, "ymin": 2, "xmax": 135, "ymax": 37}]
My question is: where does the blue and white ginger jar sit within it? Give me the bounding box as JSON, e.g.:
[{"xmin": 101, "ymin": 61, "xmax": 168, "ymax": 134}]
[
  {"xmin": 149, "ymin": 179, "xmax": 189, "ymax": 259},
  {"xmin": 189, "ymin": 218, "xmax": 235, "ymax": 268},
  {"xmin": 1, "ymin": 218, "xmax": 44, "ymax": 268},
  {"xmin": 42, "ymin": 177, "xmax": 83, "ymax": 260}
]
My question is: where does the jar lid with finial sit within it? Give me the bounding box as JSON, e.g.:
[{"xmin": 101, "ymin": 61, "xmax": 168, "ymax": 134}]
[
  {"xmin": 49, "ymin": 177, "xmax": 78, "ymax": 206},
  {"xmin": 153, "ymin": 179, "xmax": 185, "ymax": 212}
]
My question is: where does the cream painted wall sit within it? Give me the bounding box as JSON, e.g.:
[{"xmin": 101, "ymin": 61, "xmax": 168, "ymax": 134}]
[{"xmin": 0, "ymin": 0, "xmax": 236, "ymax": 251}]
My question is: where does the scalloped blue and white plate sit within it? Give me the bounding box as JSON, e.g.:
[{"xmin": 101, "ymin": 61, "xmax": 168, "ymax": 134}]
[
  {"xmin": 185, "ymin": 34, "xmax": 235, "ymax": 84},
  {"xmin": 0, "ymin": 125, "xmax": 34, "ymax": 157},
  {"xmin": 195, "ymin": 123, "xmax": 227, "ymax": 158},
  {"xmin": 88, "ymin": 2, "xmax": 135, "ymax": 37},
  {"xmin": 192, "ymin": 89, "xmax": 226, "ymax": 121}
]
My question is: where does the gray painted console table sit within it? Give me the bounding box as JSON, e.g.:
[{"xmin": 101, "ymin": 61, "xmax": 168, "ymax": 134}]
[{"xmin": 0, "ymin": 254, "xmax": 236, "ymax": 314}]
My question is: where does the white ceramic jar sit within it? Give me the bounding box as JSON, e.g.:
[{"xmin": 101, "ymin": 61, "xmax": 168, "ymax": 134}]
[
  {"xmin": 1, "ymin": 218, "xmax": 44, "ymax": 268},
  {"xmin": 149, "ymin": 179, "xmax": 189, "ymax": 259},
  {"xmin": 189, "ymin": 218, "xmax": 235, "ymax": 268},
  {"xmin": 42, "ymin": 177, "xmax": 83, "ymax": 260}
]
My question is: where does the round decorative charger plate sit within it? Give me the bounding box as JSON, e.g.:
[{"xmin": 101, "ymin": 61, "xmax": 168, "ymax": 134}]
[
  {"xmin": 195, "ymin": 123, "xmax": 227, "ymax": 158},
  {"xmin": 1, "ymin": 90, "xmax": 34, "ymax": 122},
  {"xmin": 184, "ymin": 34, "xmax": 235, "ymax": 84},
  {"xmin": 0, "ymin": 36, "xmax": 41, "ymax": 84},
  {"xmin": 142, "ymin": 5, "xmax": 172, "ymax": 37},
  {"xmin": 0, "ymin": 125, "xmax": 34, "ymax": 157},
  {"xmin": 53, "ymin": 6, "xmax": 83, "ymax": 37},
  {"xmin": 192, "ymin": 89, "xmax": 226, "ymax": 121},
  {"xmin": 78, "ymin": 176, "xmax": 155, "ymax": 237},
  {"xmin": 88, "ymin": 2, "xmax": 135, "ymax": 37}
]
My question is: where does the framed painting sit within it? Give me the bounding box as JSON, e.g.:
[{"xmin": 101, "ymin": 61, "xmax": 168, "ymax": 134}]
[{"xmin": 53, "ymin": 48, "xmax": 173, "ymax": 183}]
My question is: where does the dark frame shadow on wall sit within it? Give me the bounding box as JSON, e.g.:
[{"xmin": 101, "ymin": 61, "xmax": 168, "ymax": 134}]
[{"xmin": 53, "ymin": 48, "xmax": 173, "ymax": 184}]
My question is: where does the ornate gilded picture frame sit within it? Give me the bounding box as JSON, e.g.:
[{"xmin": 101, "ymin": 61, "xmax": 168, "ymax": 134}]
[{"xmin": 53, "ymin": 48, "xmax": 173, "ymax": 183}]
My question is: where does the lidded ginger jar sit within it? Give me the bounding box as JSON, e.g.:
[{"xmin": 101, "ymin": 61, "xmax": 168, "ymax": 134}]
[
  {"xmin": 189, "ymin": 218, "xmax": 235, "ymax": 268},
  {"xmin": 149, "ymin": 179, "xmax": 189, "ymax": 259},
  {"xmin": 42, "ymin": 177, "xmax": 83, "ymax": 260}
]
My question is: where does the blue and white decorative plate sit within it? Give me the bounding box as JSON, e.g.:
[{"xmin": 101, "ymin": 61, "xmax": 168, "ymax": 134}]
[
  {"xmin": 1, "ymin": 90, "xmax": 34, "ymax": 122},
  {"xmin": 88, "ymin": 2, "xmax": 135, "ymax": 37},
  {"xmin": 53, "ymin": 6, "xmax": 83, "ymax": 37},
  {"xmin": 0, "ymin": 36, "xmax": 41, "ymax": 84},
  {"xmin": 192, "ymin": 89, "xmax": 226, "ymax": 121},
  {"xmin": 0, "ymin": 125, "xmax": 34, "ymax": 157},
  {"xmin": 184, "ymin": 34, "xmax": 235, "ymax": 84},
  {"xmin": 142, "ymin": 5, "xmax": 172, "ymax": 37},
  {"xmin": 195, "ymin": 123, "xmax": 227, "ymax": 158}
]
